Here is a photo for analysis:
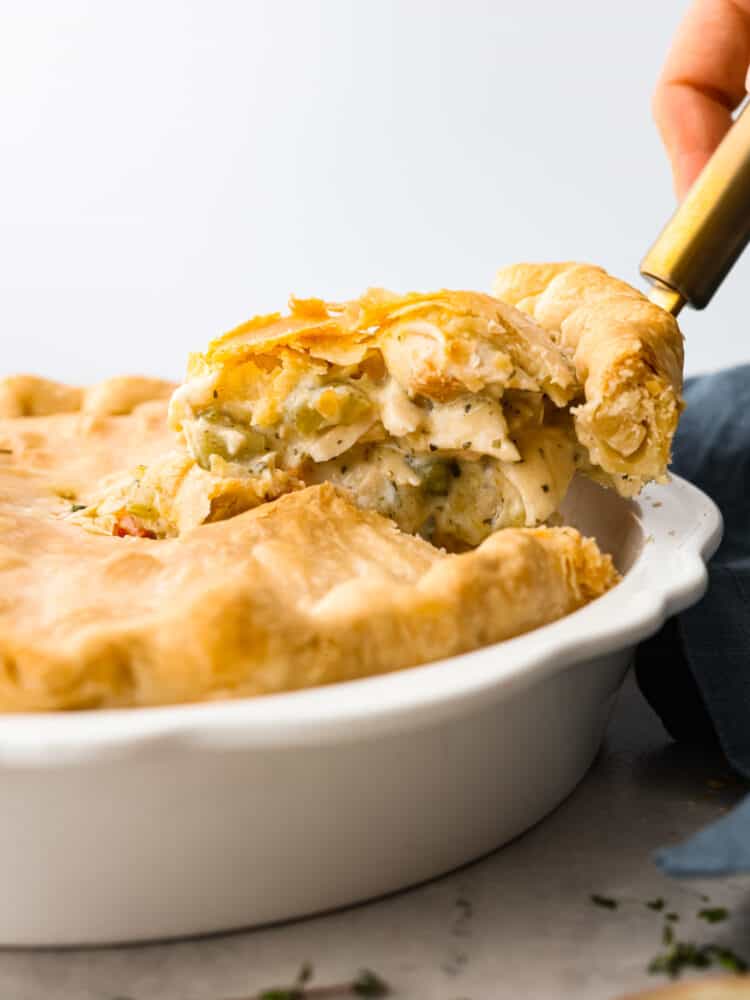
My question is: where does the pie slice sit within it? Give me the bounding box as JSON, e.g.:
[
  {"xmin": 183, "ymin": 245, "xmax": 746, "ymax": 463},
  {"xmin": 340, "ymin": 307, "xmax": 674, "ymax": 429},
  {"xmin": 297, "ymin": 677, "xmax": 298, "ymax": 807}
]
[
  {"xmin": 76, "ymin": 265, "xmax": 684, "ymax": 548},
  {"xmin": 159, "ymin": 288, "xmax": 583, "ymax": 550}
]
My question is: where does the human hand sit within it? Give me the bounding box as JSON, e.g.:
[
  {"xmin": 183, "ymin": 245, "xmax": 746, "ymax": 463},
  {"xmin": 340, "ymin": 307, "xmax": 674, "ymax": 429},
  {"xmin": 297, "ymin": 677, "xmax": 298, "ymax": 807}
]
[{"xmin": 653, "ymin": 0, "xmax": 750, "ymax": 199}]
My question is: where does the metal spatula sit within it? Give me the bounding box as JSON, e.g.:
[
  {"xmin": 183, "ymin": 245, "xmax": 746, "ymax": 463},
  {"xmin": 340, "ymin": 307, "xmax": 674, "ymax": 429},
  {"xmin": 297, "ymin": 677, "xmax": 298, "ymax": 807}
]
[{"xmin": 641, "ymin": 101, "xmax": 750, "ymax": 318}]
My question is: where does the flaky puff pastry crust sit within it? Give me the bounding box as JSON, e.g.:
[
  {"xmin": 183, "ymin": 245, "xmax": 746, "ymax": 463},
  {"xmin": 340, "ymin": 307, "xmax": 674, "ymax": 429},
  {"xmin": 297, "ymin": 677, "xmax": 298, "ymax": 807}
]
[
  {"xmin": 0, "ymin": 374, "xmax": 175, "ymax": 418},
  {"xmin": 183, "ymin": 288, "xmax": 578, "ymax": 408},
  {"xmin": 0, "ymin": 375, "xmax": 617, "ymax": 711},
  {"xmin": 493, "ymin": 263, "xmax": 684, "ymax": 496},
  {"xmin": 618, "ymin": 977, "xmax": 750, "ymax": 1000}
]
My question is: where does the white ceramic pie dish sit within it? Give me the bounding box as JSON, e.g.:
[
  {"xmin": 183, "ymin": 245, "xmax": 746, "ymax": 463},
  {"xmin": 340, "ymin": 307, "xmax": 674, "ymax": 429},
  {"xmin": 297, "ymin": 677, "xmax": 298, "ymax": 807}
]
[{"xmin": 0, "ymin": 474, "xmax": 721, "ymax": 946}]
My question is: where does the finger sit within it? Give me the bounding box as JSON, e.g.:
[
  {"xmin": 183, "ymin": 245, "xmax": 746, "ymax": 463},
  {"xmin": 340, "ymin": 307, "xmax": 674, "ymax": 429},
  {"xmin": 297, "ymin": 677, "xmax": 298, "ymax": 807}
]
[
  {"xmin": 653, "ymin": 0, "xmax": 750, "ymax": 198},
  {"xmin": 654, "ymin": 80, "xmax": 733, "ymax": 198}
]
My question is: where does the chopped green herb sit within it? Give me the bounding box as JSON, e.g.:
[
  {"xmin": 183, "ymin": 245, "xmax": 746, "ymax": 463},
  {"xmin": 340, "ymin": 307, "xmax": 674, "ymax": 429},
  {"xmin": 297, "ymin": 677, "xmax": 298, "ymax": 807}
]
[
  {"xmin": 649, "ymin": 941, "xmax": 710, "ymax": 979},
  {"xmin": 662, "ymin": 923, "xmax": 674, "ymax": 946},
  {"xmin": 590, "ymin": 894, "xmax": 618, "ymax": 910},
  {"xmin": 648, "ymin": 941, "xmax": 747, "ymax": 980},
  {"xmin": 253, "ymin": 965, "xmax": 390, "ymax": 999},
  {"xmin": 69, "ymin": 503, "xmax": 86, "ymax": 513},
  {"xmin": 353, "ymin": 969, "xmax": 390, "ymax": 996},
  {"xmin": 666, "ymin": 912, "xmax": 679, "ymax": 922},
  {"xmin": 699, "ymin": 906, "xmax": 729, "ymax": 924},
  {"xmin": 256, "ymin": 961, "xmax": 312, "ymax": 999},
  {"xmin": 713, "ymin": 946, "xmax": 749, "ymax": 973},
  {"xmin": 647, "ymin": 898, "xmax": 665, "ymax": 912}
]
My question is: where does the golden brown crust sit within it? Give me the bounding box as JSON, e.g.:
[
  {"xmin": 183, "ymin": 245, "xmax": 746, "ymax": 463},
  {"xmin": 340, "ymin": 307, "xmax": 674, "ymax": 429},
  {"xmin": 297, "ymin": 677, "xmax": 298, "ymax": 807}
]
[
  {"xmin": 179, "ymin": 288, "xmax": 579, "ymax": 409},
  {"xmin": 493, "ymin": 263, "xmax": 684, "ymax": 495},
  {"xmin": 79, "ymin": 375, "xmax": 177, "ymax": 417},
  {"xmin": 0, "ymin": 385, "xmax": 175, "ymax": 510},
  {"xmin": 618, "ymin": 976, "xmax": 750, "ymax": 999},
  {"xmin": 0, "ymin": 374, "xmax": 175, "ymax": 419},
  {"xmin": 0, "ymin": 381, "xmax": 618, "ymax": 710},
  {"xmin": 0, "ymin": 375, "xmax": 84, "ymax": 418}
]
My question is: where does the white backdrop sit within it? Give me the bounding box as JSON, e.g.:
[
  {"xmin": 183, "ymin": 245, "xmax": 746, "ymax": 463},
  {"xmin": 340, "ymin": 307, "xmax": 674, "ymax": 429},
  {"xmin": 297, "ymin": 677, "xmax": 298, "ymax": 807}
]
[{"xmin": 1, "ymin": 0, "xmax": 747, "ymax": 384}]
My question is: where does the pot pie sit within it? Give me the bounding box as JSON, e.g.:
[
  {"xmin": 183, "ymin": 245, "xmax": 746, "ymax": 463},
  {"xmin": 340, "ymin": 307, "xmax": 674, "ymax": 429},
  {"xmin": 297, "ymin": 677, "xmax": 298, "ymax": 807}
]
[{"xmin": 0, "ymin": 263, "xmax": 682, "ymax": 710}]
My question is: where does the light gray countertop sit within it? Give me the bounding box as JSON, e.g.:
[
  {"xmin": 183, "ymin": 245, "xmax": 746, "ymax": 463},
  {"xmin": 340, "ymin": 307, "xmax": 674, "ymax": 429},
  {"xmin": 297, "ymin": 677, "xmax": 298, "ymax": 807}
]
[{"xmin": 2, "ymin": 672, "xmax": 748, "ymax": 1000}]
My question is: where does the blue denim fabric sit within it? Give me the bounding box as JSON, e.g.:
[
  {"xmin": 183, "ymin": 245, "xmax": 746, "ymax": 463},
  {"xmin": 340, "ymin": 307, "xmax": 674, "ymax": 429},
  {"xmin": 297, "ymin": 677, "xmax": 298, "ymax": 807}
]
[{"xmin": 632, "ymin": 366, "xmax": 750, "ymax": 875}]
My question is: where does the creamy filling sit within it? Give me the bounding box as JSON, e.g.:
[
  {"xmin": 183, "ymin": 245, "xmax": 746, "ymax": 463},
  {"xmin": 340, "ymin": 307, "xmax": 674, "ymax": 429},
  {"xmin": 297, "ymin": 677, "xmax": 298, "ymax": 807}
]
[
  {"xmin": 307, "ymin": 445, "xmax": 527, "ymax": 548},
  {"xmin": 183, "ymin": 371, "xmax": 534, "ymax": 469},
  {"xmin": 304, "ymin": 425, "xmax": 575, "ymax": 548},
  {"xmin": 165, "ymin": 361, "xmax": 580, "ymax": 548},
  {"xmin": 175, "ymin": 377, "xmax": 574, "ymax": 547}
]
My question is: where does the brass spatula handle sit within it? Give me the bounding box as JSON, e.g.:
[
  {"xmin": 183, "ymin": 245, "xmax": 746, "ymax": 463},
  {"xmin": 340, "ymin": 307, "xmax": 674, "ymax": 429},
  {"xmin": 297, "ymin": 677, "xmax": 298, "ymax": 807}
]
[{"xmin": 641, "ymin": 100, "xmax": 750, "ymax": 314}]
